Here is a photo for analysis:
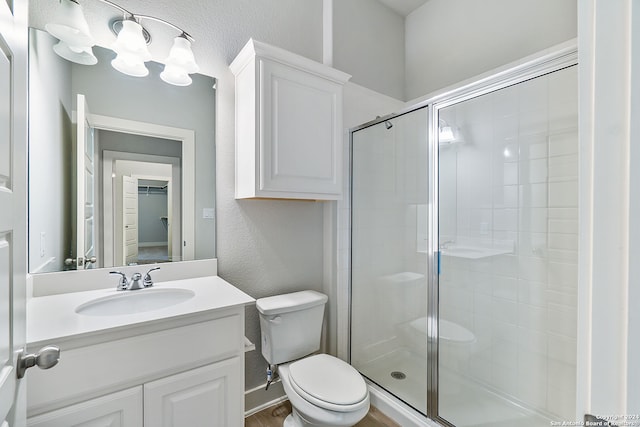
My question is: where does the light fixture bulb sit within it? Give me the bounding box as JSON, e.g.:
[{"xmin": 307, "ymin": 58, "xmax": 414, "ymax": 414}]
[
  {"xmin": 160, "ymin": 35, "xmax": 199, "ymax": 86},
  {"xmin": 164, "ymin": 35, "xmax": 199, "ymax": 73},
  {"xmin": 160, "ymin": 64, "xmax": 192, "ymax": 86},
  {"xmin": 112, "ymin": 19, "xmax": 151, "ymax": 60},
  {"xmin": 439, "ymin": 126, "xmax": 455, "ymax": 143},
  {"xmin": 45, "ymin": 0, "xmax": 94, "ymax": 48},
  {"xmin": 52, "ymin": 40, "xmax": 97, "ymax": 65},
  {"xmin": 111, "ymin": 19, "xmax": 151, "ymax": 77},
  {"xmin": 111, "ymin": 53, "xmax": 149, "ymax": 77}
]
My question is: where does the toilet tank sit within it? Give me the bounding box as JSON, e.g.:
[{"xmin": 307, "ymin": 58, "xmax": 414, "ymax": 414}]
[{"xmin": 256, "ymin": 290, "xmax": 328, "ymax": 365}]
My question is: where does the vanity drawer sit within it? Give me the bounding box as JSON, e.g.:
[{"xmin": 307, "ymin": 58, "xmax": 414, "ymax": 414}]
[{"xmin": 27, "ymin": 313, "xmax": 242, "ymax": 416}]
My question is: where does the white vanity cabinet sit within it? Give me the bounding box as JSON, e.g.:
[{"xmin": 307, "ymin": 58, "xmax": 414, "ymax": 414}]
[
  {"xmin": 27, "ymin": 387, "xmax": 143, "ymax": 427},
  {"xmin": 27, "ymin": 314, "xmax": 244, "ymax": 427},
  {"xmin": 28, "ymin": 356, "xmax": 242, "ymax": 427},
  {"xmin": 26, "ymin": 277, "xmax": 254, "ymax": 427},
  {"xmin": 144, "ymin": 357, "xmax": 242, "ymax": 426},
  {"xmin": 230, "ymin": 39, "xmax": 351, "ymax": 200}
]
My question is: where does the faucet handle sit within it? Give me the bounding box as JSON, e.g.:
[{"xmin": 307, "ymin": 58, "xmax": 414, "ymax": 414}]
[
  {"xmin": 110, "ymin": 271, "xmax": 128, "ymax": 291},
  {"xmin": 144, "ymin": 267, "xmax": 161, "ymax": 287}
]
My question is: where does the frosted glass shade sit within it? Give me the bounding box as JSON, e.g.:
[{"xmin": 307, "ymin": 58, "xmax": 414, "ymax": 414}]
[
  {"xmin": 52, "ymin": 40, "xmax": 97, "ymax": 65},
  {"xmin": 439, "ymin": 126, "xmax": 455, "ymax": 143},
  {"xmin": 160, "ymin": 64, "xmax": 192, "ymax": 86},
  {"xmin": 111, "ymin": 53, "xmax": 149, "ymax": 77},
  {"xmin": 111, "ymin": 20, "xmax": 151, "ymax": 77},
  {"xmin": 161, "ymin": 36, "xmax": 199, "ymax": 86},
  {"xmin": 45, "ymin": 0, "xmax": 94, "ymax": 48},
  {"xmin": 165, "ymin": 36, "xmax": 199, "ymax": 73}
]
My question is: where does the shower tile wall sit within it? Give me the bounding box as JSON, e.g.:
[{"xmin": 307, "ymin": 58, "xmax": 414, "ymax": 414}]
[{"xmin": 438, "ymin": 66, "xmax": 578, "ymax": 421}]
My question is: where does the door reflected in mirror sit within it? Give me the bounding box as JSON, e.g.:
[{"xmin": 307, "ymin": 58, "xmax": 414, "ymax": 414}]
[{"xmin": 28, "ymin": 28, "xmax": 216, "ymax": 274}]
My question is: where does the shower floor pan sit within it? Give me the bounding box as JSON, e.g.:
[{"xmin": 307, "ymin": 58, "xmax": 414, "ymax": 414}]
[{"xmin": 357, "ymin": 348, "xmax": 551, "ymax": 427}]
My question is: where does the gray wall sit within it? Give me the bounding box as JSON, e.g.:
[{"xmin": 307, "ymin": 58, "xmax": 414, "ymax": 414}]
[
  {"xmin": 28, "ymin": 29, "xmax": 73, "ymax": 273},
  {"xmin": 138, "ymin": 192, "xmax": 168, "ymax": 245},
  {"xmin": 333, "ymin": 0, "xmax": 405, "ymax": 100},
  {"xmin": 103, "ymin": 0, "xmax": 326, "ymax": 392},
  {"xmin": 405, "ymin": 0, "xmax": 577, "ymax": 99},
  {"xmin": 71, "ymin": 46, "xmax": 217, "ymax": 261}
]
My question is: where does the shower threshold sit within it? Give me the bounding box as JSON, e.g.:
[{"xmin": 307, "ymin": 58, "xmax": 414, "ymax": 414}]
[{"xmin": 357, "ymin": 348, "xmax": 553, "ymax": 427}]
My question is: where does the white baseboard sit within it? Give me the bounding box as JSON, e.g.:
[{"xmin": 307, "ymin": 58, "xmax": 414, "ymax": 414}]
[{"xmin": 244, "ymin": 381, "xmax": 286, "ymax": 417}]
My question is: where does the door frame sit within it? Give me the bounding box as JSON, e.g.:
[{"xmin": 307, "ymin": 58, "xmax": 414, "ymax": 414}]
[
  {"xmin": 88, "ymin": 114, "xmax": 195, "ymax": 261},
  {"xmin": 0, "ymin": 0, "xmax": 28, "ymax": 425}
]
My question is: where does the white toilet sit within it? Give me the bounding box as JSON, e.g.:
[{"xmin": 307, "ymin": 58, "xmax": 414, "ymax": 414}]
[{"xmin": 256, "ymin": 290, "xmax": 370, "ymax": 427}]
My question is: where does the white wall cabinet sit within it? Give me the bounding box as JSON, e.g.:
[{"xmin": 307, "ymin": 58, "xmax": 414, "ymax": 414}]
[{"xmin": 231, "ymin": 39, "xmax": 351, "ymax": 200}]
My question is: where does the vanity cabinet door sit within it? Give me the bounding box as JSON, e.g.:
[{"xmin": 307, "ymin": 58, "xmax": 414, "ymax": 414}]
[
  {"xmin": 143, "ymin": 357, "xmax": 243, "ymax": 427},
  {"xmin": 27, "ymin": 387, "xmax": 142, "ymax": 427}
]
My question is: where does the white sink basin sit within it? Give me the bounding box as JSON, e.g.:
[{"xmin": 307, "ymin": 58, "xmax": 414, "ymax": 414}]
[{"xmin": 75, "ymin": 288, "xmax": 195, "ymax": 316}]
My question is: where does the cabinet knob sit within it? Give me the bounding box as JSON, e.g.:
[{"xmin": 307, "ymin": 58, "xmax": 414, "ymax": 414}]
[{"xmin": 16, "ymin": 345, "xmax": 61, "ymax": 379}]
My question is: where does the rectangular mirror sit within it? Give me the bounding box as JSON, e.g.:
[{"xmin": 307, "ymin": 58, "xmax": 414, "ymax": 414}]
[{"xmin": 28, "ymin": 28, "xmax": 217, "ymax": 274}]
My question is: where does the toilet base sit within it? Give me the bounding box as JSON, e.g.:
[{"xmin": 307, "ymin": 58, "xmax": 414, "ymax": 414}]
[
  {"xmin": 283, "ymin": 412, "xmax": 298, "ymax": 427},
  {"xmin": 279, "ymin": 362, "xmax": 370, "ymax": 427}
]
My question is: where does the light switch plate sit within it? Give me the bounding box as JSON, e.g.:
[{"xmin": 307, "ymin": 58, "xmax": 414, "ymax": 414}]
[{"xmin": 202, "ymin": 208, "xmax": 215, "ymax": 219}]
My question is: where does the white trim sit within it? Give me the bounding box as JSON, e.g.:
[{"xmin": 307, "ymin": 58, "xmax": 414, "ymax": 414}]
[
  {"xmin": 322, "ymin": 0, "xmax": 333, "ymax": 66},
  {"xmin": 89, "ymin": 114, "xmax": 195, "ymax": 261},
  {"xmin": 577, "ymin": 0, "xmax": 640, "ymax": 417},
  {"xmin": 102, "ymin": 152, "xmax": 180, "ymax": 268},
  {"xmin": 230, "ymin": 39, "xmax": 350, "ymax": 84},
  {"xmin": 243, "ymin": 381, "xmax": 286, "ymax": 417}
]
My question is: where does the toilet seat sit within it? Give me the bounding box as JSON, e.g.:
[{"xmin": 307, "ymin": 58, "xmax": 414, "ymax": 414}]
[{"xmin": 287, "ymin": 354, "xmax": 368, "ymax": 413}]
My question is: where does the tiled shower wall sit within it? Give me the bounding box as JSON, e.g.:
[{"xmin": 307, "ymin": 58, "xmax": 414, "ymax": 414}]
[{"xmin": 438, "ymin": 65, "xmax": 578, "ymax": 420}]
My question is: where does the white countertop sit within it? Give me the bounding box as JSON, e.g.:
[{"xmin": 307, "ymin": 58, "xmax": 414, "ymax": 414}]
[{"xmin": 27, "ymin": 276, "xmax": 255, "ymax": 347}]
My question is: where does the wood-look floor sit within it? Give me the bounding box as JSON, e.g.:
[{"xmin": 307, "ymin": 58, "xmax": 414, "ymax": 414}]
[{"xmin": 245, "ymin": 400, "xmax": 401, "ymax": 427}]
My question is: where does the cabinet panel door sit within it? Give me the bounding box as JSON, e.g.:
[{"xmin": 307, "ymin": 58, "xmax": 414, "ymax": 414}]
[
  {"xmin": 259, "ymin": 59, "xmax": 342, "ymax": 197},
  {"xmin": 27, "ymin": 387, "xmax": 142, "ymax": 427},
  {"xmin": 144, "ymin": 358, "xmax": 243, "ymax": 427}
]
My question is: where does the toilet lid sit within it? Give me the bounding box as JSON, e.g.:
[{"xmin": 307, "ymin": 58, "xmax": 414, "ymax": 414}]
[{"xmin": 288, "ymin": 354, "xmax": 367, "ymax": 410}]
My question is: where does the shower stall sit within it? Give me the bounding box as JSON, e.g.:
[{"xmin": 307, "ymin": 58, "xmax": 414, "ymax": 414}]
[{"xmin": 349, "ymin": 47, "xmax": 578, "ymax": 426}]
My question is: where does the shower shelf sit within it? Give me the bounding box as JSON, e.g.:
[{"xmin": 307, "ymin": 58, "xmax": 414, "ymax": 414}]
[{"xmin": 440, "ymin": 245, "xmax": 512, "ymax": 259}]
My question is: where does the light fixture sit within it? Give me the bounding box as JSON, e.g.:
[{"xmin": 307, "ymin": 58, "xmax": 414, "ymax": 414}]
[
  {"xmin": 45, "ymin": 0, "xmax": 94, "ymax": 47},
  {"xmin": 111, "ymin": 18, "xmax": 152, "ymax": 77},
  {"xmin": 439, "ymin": 119, "xmax": 456, "ymax": 143},
  {"xmin": 160, "ymin": 34, "xmax": 199, "ymax": 86},
  {"xmin": 44, "ymin": 0, "xmax": 199, "ymax": 85},
  {"xmin": 52, "ymin": 40, "xmax": 98, "ymax": 65},
  {"xmin": 45, "ymin": 0, "xmax": 96, "ymax": 65}
]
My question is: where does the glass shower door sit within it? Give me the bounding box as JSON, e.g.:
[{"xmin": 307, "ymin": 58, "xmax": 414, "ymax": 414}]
[
  {"xmin": 437, "ymin": 65, "xmax": 578, "ymax": 426},
  {"xmin": 350, "ymin": 107, "xmax": 429, "ymax": 415}
]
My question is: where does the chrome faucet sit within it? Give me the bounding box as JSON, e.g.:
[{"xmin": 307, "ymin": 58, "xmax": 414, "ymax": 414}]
[
  {"xmin": 109, "ymin": 269, "xmax": 154, "ymax": 291},
  {"xmin": 110, "ymin": 268, "xmax": 160, "ymax": 291}
]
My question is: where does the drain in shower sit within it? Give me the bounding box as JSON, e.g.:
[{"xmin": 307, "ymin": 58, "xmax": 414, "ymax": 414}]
[{"xmin": 390, "ymin": 371, "xmax": 406, "ymax": 380}]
